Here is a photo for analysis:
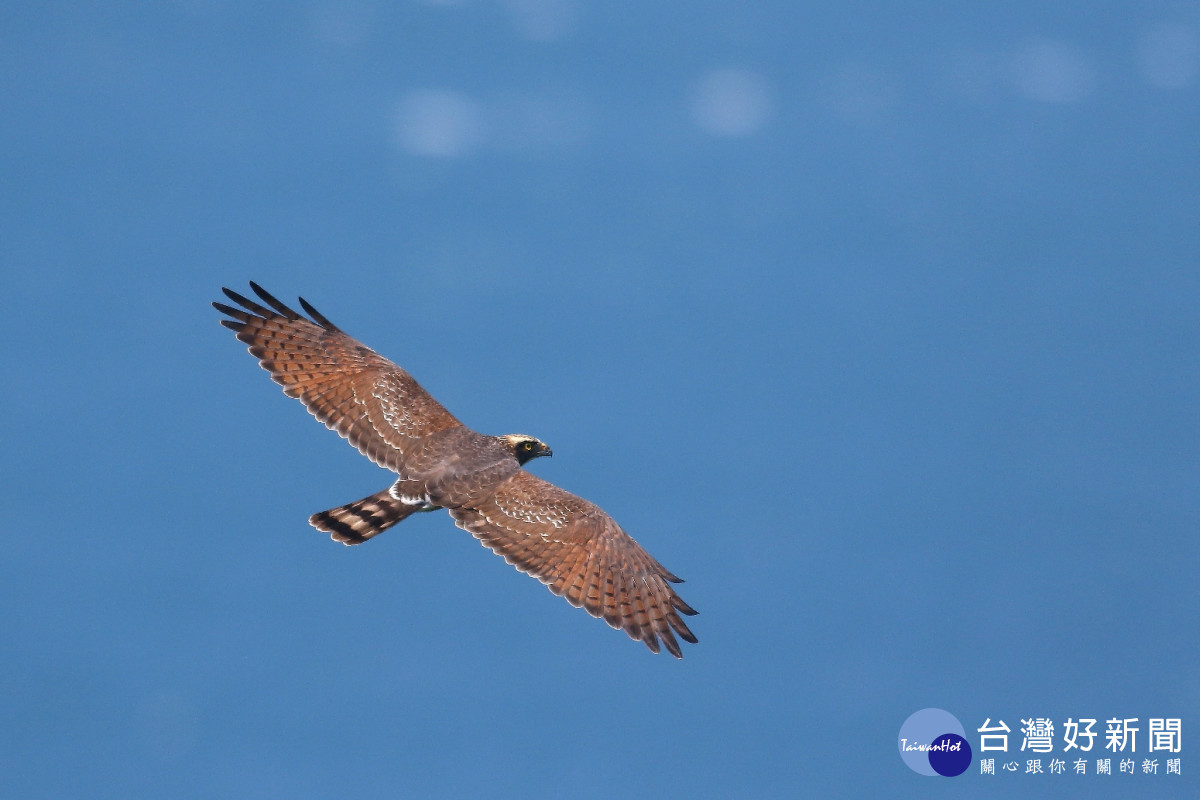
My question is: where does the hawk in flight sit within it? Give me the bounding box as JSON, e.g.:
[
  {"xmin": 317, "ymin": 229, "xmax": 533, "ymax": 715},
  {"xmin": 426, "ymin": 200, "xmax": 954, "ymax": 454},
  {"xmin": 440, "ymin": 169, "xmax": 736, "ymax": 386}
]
[{"xmin": 214, "ymin": 283, "xmax": 697, "ymax": 657}]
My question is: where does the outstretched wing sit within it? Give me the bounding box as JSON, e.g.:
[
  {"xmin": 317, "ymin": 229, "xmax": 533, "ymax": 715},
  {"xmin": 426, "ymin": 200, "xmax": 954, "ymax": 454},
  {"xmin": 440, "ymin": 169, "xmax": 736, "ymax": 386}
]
[
  {"xmin": 448, "ymin": 471, "xmax": 698, "ymax": 658},
  {"xmin": 213, "ymin": 282, "xmax": 463, "ymax": 473}
]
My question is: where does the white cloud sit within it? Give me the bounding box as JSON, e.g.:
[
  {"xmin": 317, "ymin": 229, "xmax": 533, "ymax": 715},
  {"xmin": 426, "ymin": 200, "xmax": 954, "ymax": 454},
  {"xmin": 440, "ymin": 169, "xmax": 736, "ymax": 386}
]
[
  {"xmin": 690, "ymin": 68, "xmax": 773, "ymax": 137},
  {"xmin": 394, "ymin": 90, "xmax": 485, "ymax": 158},
  {"xmin": 506, "ymin": 0, "xmax": 580, "ymax": 42},
  {"xmin": 1010, "ymin": 38, "xmax": 1095, "ymax": 103}
]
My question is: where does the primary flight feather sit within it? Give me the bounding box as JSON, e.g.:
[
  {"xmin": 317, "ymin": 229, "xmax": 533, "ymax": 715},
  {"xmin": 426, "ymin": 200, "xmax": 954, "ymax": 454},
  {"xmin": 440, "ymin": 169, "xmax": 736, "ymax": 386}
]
[{"xmin": 213, "ymin": 282, "xmax": 697, "ymax": 657}]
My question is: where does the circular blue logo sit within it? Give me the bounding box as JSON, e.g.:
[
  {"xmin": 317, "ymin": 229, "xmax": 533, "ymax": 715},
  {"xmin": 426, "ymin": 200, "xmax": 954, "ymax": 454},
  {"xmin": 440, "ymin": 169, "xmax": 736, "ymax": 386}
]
[
  {"xmin": 899, "ymin": 708, "xmax": 972, "ymax": 777},
  {"xmin": 928, "ymin": 733, "xmax": 971, "ymax": 777}
]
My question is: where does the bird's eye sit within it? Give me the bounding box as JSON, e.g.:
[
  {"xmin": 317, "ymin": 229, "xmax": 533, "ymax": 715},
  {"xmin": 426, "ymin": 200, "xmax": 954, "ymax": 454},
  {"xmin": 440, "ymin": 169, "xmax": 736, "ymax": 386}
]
[{"xmin": 522, "ymin": 441, "xmax": 534, "ymax": 450}]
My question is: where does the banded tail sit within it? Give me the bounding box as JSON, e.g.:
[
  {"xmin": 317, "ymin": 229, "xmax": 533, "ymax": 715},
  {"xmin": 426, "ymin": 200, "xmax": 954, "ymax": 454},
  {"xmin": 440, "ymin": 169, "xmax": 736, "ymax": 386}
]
[{"xmin": 309, "ymin": 489, "xmax": 423, "ymax": 545}]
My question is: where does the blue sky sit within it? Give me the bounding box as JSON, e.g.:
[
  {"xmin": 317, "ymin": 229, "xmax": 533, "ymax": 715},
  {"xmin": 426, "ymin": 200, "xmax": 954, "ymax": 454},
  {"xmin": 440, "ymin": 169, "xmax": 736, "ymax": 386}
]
[{"xmin": 2, "ymin": 2, "xmax": 1197, "ymax": 797}]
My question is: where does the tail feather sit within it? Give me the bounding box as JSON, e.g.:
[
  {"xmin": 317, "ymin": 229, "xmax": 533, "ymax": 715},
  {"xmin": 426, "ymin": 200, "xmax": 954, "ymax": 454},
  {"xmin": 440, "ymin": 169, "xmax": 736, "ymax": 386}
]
[{"xmin": 309, "ymin": 489, "xmax": 422, "ymax": 545}]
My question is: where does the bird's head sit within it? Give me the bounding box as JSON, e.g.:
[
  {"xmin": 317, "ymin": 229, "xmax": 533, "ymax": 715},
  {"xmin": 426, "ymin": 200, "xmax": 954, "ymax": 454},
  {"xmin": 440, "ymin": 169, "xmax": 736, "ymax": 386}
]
[{"xmin": 501, "ymin": 434, "xmax": 553, "ymax": 465}]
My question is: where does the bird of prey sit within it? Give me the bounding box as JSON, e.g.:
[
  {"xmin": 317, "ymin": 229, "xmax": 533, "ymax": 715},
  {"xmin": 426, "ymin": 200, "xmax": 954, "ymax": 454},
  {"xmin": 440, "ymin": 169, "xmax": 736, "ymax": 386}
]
[{"xmin": 213, "ymin": 283, "xmax": 697, "ymax": 657}]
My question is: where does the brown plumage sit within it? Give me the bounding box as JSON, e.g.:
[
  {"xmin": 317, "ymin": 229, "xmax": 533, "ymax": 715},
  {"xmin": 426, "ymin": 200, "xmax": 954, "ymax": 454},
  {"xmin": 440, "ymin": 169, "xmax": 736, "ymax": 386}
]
[{"xmin": 214, "ymin": 282, "xmax": 697, "ymax": 657}]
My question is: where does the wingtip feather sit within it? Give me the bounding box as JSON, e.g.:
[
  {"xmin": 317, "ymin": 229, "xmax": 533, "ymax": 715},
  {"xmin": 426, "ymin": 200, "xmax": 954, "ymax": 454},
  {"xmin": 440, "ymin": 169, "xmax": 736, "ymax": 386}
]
[
  {"xmin": 248, "ymin": 281, "xmax": 301, "ymax": 319},
  {"xmin": 298, "ymin": 296, "xmax": 338, "ymax": 329}
]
